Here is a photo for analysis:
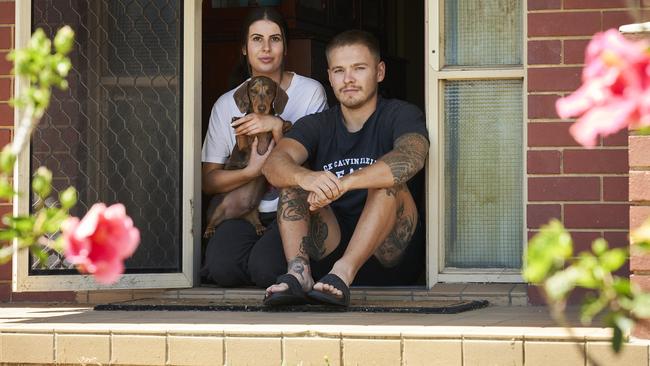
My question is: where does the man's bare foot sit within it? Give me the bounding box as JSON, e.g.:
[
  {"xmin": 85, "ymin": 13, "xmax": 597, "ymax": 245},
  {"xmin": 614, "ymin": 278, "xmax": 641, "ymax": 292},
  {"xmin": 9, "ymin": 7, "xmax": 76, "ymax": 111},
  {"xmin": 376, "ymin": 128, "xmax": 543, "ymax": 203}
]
[
  {"xmin": 312, "ymin": 261, "xmax": 354, "ymax": 299},
  {"xmin": 265, "ymin": 256, "xmax": 314, "ymax": 298}
]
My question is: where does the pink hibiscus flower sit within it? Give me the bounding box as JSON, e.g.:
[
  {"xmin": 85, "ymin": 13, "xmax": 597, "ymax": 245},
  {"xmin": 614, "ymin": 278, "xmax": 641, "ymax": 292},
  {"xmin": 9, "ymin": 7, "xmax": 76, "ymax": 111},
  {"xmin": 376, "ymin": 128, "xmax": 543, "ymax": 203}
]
[
  {"xmin": 62, "ymin": 203, "xmax": 140, "ymax": 284},
  {"xmin": 556, "ymin": 29, "xmax": 650, "ymax": 147}
]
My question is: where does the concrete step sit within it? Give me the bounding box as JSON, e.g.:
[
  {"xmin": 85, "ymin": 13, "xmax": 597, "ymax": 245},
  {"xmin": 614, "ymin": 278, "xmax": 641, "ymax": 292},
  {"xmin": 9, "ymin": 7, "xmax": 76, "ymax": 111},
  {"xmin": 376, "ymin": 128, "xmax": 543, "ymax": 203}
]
[{"xmin": 0, "ymin": 305, "xmax": 648, "ymax": 365}]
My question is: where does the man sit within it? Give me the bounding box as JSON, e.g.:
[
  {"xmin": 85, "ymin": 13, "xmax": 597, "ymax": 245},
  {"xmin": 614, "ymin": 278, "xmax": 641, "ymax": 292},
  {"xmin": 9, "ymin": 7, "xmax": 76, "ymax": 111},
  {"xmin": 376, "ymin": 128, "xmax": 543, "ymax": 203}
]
[{"xmin": 261, "ymin": 30, "xmax": 429, "ymax": 307}]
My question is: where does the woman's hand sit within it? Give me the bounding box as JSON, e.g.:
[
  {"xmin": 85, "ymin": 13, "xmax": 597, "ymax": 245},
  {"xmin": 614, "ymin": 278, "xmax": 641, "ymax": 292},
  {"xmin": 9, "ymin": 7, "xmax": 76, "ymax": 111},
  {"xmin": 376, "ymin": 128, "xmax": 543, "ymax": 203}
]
[
  {"xmin": 232, "ymin": 114, "xmax": 283, "ymax": 137},
  {"xmin": 244, "ymin": 137, "xmax": 275, "ymax": 177}
]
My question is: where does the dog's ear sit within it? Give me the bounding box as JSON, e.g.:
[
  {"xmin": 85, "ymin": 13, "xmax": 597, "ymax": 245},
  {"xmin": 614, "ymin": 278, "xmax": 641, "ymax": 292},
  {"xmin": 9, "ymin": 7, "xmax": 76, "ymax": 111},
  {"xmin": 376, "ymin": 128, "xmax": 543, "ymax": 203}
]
[
  {"xmin": 273, "ymin": 83, "xmax": 289, "ymax": 115},
  {"xmin": 233, "ymin": 81, "xmax": 250, "ymax": 113}
]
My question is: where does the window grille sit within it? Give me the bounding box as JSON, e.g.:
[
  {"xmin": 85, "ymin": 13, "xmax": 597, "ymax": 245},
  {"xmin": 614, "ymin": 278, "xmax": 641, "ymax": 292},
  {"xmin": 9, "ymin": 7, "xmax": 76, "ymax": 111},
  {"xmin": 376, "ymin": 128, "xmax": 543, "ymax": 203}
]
[{"xmin": 30, "ymin": 0, "xmax": 183, "ymax": 274}]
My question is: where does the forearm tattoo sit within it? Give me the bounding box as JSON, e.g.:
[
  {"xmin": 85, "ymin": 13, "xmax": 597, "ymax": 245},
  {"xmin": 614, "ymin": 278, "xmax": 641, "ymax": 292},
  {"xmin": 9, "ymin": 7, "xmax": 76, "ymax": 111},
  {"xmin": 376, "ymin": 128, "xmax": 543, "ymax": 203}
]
[
  {"xmin": 380, "ymin": 133, "xmax": 429, "ymax": 185},
  {"xmin": 300, "ymin": 212, "xmax": 328, "ymax": 260},
  {"xmin": 288, "ymin": 256, "xmax": 309, "ymax": 280},
  {"xmin": 278, "ymin": 187, "xmax": 309, "ymax": 222}
]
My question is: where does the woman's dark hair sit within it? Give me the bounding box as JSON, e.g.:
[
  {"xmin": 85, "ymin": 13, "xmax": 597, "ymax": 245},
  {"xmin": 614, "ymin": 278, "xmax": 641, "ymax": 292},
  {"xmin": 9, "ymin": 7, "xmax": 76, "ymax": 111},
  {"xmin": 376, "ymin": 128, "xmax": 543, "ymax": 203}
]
[{"xmin": 229, "ymin": 7, "xmax": 289, "ymax": 87}]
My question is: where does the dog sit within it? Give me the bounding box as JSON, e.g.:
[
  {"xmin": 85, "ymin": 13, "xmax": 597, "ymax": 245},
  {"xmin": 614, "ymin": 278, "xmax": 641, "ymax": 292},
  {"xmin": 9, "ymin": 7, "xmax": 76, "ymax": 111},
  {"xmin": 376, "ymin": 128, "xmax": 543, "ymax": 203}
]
[{"xmin": 203, "ymin": 76, "xmax": 290, "ymax": 238}]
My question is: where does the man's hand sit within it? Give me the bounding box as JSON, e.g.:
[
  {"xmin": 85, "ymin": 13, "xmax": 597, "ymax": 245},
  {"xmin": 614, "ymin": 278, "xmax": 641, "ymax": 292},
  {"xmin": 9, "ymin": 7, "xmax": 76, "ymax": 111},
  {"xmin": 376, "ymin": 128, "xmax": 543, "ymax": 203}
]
[
  {"xmin": 232, "ymin": 114, "xmax": 284, "ymax": 137},
  {"xmin": 244, "ymin": 137, "xmax": 275, "ymax": 177},
  {"xmin": 296, "ymin": 170, "xmax": 343, "ymax": 207},
  {"xmin": 306, "ymin": 175, "xmax": 350, "ymax": 211}
]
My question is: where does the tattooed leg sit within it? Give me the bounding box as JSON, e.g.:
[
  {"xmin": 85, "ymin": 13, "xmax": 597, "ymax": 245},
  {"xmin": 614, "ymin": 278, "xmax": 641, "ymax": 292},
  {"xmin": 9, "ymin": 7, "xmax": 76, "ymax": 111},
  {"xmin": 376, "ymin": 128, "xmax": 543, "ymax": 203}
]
[
  {"xmin": 266, "ymin": 187, "xmax": 341, "ymax": 297},
  {"xmin": 312, "ymin": 184, "xmax": 417, "ymax": 298},
  {"xmin": 374, "ymin": 190, "xmax": 417, "ymax": 267}
]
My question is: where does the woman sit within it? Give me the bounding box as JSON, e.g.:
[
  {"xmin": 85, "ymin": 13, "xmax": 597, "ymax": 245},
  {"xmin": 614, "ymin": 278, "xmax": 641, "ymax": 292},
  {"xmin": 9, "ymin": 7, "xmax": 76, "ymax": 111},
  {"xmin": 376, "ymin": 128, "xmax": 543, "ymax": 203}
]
[{"xmin": 200, "ymin": 7, "xmax": 328, "ymax": 287}]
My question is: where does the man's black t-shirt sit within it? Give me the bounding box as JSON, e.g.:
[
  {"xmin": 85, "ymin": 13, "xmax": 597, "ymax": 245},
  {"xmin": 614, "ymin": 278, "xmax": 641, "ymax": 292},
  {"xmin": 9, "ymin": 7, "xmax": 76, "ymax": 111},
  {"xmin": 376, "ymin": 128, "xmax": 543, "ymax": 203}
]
[{"xmin": 285, "ymin": 97, "xmax": 428, "ymax": 218}]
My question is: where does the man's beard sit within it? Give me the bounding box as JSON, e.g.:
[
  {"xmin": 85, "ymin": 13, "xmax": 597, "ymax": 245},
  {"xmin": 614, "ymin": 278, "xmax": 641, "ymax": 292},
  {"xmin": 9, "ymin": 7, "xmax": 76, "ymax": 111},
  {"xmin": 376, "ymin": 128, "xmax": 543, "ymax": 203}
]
[{"xmin": 338, "ymin": 86, "xmax": 377, "ymax": 109}]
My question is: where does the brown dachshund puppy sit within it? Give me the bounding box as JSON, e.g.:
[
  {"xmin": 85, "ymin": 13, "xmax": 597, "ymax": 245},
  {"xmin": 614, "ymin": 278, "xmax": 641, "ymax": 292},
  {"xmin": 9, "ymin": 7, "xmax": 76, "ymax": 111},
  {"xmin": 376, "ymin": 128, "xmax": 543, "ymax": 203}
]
[{"xmin": 204, "ymin": 76, "xmax": 290, "ymax": 238}]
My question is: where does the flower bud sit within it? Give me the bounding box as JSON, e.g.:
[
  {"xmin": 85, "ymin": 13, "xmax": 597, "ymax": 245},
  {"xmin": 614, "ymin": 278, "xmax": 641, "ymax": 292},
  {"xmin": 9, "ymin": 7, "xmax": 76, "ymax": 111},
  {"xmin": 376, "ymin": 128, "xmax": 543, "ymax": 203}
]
[
  {"xmin": 32, "ymin": 166, "xmax": 52, "ymax": 198},
  {"xmin": 59, "ymin": 187, "xmax": 77, "ymax": 209},
  {"xmin": 54, "ymin": 26, "xmax": 74, "ymax": 55}
]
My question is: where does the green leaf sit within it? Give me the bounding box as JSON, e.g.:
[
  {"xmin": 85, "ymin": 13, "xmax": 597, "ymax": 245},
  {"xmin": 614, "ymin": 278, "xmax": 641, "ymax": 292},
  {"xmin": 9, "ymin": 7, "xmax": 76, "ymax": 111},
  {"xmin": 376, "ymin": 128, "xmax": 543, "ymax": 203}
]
[
  {"xmin": 523, "ymin": 219, "xmax": 573, "ymax": 283},
  {"xmin": 5, "ymin": 216, "xmax": 35, "ymax": 233},
  {"xmin": 0, "ymin": 229, "xmax": 18, "ymax": 242},
  {"xmin": 580, "ymin": 294, "xmax": 607, "ymax": 325},
  {"xmin": 0, "ymin": 147, "xmax": 16, "ymax": 174},
  {"xmin": 612, "ymin": 325, "xmax": 623, "ymax": 353},
  {"xmin": 612, "ymin": 278, "xmax": 633, "ymax": 297},
  {"xmin": 605, "ymin": 312, "xmax": 633, "ymax": 354},
  {"xmin": 631, "ymin": 293, "xmax": 650, "ymax": 318},
  {"xmin": 574, "ymin": 254, "xmax": 600, "ymax": 288},
  {"xmin": 636, "ymin": 241, "xmax": 650, "ymax": 252},
  {"xmin": 29, "ymin": 245, "xmax": 49, "ymax": 269},
  {"xmin": 545, "ymin": 266, "xmax": 580, "ymax": 301},
  {"xmin": 599, "ymin": 248, "xmax": 627, "ymax": 272},
  {"xmin": 42, "ymin": 208, "xmax": 68, "ymax": 233},
  {"xmin": 0, "ymin": 176, "xmax": 15, "ymax": 200}
]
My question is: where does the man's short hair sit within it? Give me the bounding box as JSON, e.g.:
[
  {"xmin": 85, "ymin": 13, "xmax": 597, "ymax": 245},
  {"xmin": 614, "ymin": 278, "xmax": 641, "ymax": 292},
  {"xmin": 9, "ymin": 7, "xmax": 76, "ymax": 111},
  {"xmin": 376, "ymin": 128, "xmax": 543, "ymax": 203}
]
[{"xmin": 325, "ymin": 30, "xmax": 381, "ymax": 64}]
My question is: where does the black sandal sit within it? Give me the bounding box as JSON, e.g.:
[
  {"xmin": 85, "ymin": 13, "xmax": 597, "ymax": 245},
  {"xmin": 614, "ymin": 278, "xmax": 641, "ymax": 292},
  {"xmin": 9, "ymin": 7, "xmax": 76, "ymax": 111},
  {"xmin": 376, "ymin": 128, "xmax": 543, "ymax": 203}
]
[
  {"xmin": 307, "ymin": 273, "xmax": 350, "ymax": 307},
  {"xmin": 263, "ymin": 273, "xmax": 309, "ymax": 306}
]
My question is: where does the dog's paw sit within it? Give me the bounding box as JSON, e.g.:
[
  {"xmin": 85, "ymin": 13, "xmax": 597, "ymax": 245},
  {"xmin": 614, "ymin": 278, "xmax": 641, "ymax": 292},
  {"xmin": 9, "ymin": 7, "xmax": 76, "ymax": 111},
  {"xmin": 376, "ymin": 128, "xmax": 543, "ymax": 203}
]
[
  {"xmin": 255, "ymin": 225, "xmax": 266, "ymax": 236},
  {"xmin": 203, "ymin": 227, "xmax": 215, "ymax": 238}
]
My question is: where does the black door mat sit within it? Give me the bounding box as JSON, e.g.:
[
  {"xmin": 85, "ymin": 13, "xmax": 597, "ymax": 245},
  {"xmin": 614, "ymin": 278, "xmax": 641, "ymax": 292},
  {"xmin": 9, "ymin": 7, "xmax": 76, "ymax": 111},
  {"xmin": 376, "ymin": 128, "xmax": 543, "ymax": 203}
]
[{"xmin": 94, "ymin": 298, "xmax": 489, "ymax": 314}]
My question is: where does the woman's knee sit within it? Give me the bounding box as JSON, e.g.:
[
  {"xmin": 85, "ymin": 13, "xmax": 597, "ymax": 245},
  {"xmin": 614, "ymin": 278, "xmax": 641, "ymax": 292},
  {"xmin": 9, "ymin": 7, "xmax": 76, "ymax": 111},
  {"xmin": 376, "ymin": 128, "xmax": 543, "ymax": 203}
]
[
  {"xmin": 202, "ymin": 220, "xmax": 257, "ymax": 287},
  {"xmin": 248, "ymin": 225, "xmax": 286, "ymax": 287}
]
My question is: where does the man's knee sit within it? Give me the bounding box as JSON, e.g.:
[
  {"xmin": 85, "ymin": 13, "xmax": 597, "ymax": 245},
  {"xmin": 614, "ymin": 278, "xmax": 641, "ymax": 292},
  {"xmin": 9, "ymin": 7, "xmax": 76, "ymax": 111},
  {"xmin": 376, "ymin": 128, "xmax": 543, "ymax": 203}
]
[{"xmin": 373, "ymin": 209, "xmax": 418, "ymax": 268}]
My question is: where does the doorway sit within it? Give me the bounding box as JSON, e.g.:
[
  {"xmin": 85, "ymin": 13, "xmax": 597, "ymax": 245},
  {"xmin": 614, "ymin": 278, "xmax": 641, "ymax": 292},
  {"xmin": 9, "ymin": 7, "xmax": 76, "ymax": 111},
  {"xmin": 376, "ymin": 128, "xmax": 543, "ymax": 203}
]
[{"xmin": 200, "ymin": 0, "xmax": 426, "ymax": 287}]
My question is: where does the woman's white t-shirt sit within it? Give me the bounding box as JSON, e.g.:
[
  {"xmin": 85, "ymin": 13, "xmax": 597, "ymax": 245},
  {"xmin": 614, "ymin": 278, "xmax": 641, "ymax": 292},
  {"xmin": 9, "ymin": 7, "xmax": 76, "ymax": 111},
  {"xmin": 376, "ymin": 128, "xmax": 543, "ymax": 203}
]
[{"xmin": 201, "ymin": 73, "xmax": 328, "ymax": 212}]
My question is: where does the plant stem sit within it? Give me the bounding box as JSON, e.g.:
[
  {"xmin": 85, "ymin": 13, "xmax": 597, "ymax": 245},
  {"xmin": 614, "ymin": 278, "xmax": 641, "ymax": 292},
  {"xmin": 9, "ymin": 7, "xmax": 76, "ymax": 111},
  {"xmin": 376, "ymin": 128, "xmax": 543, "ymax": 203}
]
[
  {"xmin": 544, "ymin": 292, "xmax": 604, "ymax": 366},
  {"xmin": 11, "ymin": 104, "xmax": 37, "ymax": 156}
]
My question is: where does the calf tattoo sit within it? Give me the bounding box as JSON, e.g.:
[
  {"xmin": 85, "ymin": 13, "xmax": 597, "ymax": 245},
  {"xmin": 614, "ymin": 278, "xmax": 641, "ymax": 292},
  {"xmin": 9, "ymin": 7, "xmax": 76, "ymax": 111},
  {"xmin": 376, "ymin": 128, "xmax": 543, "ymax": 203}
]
[
  {"xmin": 288, "ymin": 256, "xmax": 309, "ymax": 280},
  {"xmin": 376, "ymin": 201, "xmax": 416, "ymax": 267},
  {"xmin": 380, "ymin": 133, "xmax": 429, "ymax": 185},
  {"xmin": 300, "ymin": 212, "xmax": 328, "ymax": 260},
  {"xmin": 278, "ymin": 188, "xmax": 309, "ymax": 222}
]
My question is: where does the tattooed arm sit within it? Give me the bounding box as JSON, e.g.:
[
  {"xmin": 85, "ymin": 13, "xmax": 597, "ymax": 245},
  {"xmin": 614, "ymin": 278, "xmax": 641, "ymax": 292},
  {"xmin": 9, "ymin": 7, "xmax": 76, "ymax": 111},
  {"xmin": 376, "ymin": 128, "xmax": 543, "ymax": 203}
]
[
  {"xmin": 378, "ymin": 133, "xmax": 429, "ymax": 185},
  {"xmin": 345, "ymin": 133, "xmax": 428, "ymax": 188},
  {"xmin": 307, "ymin": 133, "xmax": 429, "ymax": 210},
  {"xmin": 262, "ymin": 138, "xmax": 343, "ymax": 201}
]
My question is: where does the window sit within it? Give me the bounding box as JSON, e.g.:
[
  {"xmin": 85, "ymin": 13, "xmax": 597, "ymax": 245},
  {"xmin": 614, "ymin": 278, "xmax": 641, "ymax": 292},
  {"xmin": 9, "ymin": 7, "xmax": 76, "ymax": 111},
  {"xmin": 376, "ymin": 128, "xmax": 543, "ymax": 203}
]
[{"xmin": 427, "ymin": 0, "xmax": 524, "ymax": 283}]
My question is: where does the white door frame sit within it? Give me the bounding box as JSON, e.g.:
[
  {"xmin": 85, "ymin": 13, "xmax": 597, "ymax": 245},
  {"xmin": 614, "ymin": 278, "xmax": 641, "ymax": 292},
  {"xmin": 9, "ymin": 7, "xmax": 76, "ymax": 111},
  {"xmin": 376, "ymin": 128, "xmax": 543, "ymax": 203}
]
[{"xmin": 12, "ymin": 0, "xmax": 202, "ymax": 291}]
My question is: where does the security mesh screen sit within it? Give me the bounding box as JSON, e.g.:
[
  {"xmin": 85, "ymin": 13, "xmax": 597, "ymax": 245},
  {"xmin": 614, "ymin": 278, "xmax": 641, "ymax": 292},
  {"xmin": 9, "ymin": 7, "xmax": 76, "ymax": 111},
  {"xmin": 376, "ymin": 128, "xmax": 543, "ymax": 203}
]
[
  {"xmin": 444, "ymin": 80, "xmax": 522, "ymax": 268},
  {"xmin": 30, "ymin": 0, "xmax": 182, "ymax": 273},
  {"xmin": 444, "ymin": 0, "xmax": 522, "ymax": 66}
]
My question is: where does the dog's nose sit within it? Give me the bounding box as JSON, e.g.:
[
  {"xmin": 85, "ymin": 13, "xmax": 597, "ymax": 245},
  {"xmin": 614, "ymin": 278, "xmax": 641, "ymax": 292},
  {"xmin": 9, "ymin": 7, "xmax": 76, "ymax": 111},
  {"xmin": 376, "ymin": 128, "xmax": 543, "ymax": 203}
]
[{"xmin": 258, "ymin": 106, "xmax": 266, "ymax": 112}]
